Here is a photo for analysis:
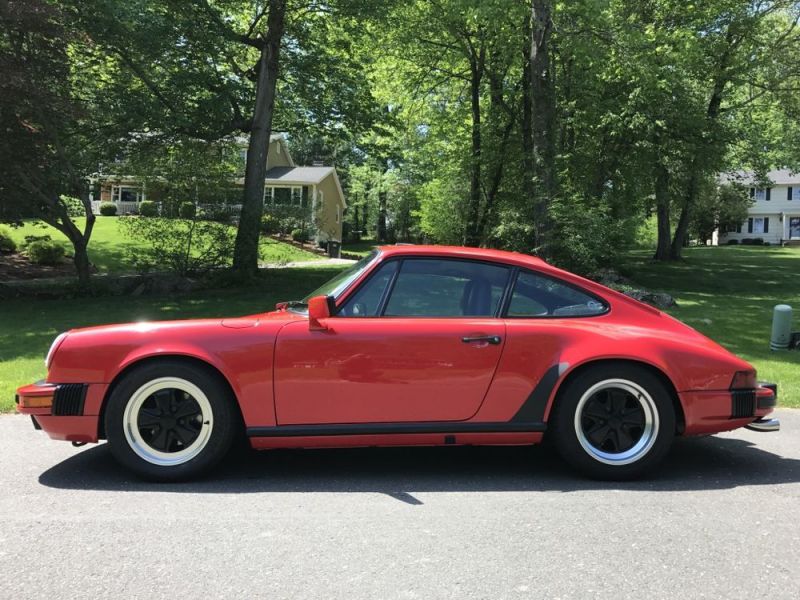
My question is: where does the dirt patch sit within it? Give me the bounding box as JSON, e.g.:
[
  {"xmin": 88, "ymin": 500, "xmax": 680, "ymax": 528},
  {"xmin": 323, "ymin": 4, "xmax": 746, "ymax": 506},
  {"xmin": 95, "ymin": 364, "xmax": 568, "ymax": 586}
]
[{"xmin": 0, "ymin": 252, "xmax": 77, "ymax": 281}]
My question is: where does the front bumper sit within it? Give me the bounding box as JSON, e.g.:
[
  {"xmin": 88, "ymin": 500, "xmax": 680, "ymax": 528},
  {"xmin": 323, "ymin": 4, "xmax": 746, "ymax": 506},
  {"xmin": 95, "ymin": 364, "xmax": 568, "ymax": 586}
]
[{"xmin": 16, "ymin": 381, "xmax": 105, "ymax": 443}]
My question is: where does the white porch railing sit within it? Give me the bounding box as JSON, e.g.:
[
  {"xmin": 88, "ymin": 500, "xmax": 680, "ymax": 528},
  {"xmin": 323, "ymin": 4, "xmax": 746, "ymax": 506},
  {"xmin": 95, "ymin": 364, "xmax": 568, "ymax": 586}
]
[
  {"xmin": 90, "ymin": 201, "xmax": 244, "ymax": 217},
  {"xmin": 91, "ymin": 200, "xmax": 142, "ymax": 215}
]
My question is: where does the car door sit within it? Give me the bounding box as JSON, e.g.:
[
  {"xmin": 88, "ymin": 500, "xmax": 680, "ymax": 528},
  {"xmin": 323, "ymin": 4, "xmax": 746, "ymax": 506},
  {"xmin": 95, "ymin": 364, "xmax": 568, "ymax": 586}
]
[{"xmin": 274, "ymin": 257, "xmax": 511, "ymax": 425}]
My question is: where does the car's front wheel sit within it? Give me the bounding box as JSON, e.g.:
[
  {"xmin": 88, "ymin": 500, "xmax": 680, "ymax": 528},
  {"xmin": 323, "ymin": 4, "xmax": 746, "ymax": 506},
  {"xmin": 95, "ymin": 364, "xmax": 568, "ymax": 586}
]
[
  {"xmin": 551, "ymin": 364, "xmax": 675, "ymax": 480},
  {"xmin": 104, "ymin": 360, "xmax": 239, "ymax": 481}
]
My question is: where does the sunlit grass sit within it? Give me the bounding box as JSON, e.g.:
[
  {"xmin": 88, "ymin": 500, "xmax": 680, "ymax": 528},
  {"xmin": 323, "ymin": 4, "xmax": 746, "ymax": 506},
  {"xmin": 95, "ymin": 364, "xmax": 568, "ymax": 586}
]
[
  {"xmin": 5, "ymin": 217, "xmax": 320, "ymax": 274},
  {"xmin": 623, "ymin": 245, "xmax": 800, "ymax": 407}
]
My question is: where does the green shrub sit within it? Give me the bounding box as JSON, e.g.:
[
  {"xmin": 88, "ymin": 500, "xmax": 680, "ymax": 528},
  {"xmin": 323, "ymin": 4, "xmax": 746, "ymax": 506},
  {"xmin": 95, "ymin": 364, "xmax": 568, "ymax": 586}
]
[
  {"xmin": 261, "ymin": 213, "xmax": 280, "ymax": 234},
  {"xmin": 178, "ymin": 201, "xmax": 196, "ymax": 219},
  {"xmin": 727, "ymin": 239, "xmax": 739, "ymax": 245},
  {"xmin": 291, "ymin": 228, "xmax": 309, "ymax": 243},
  {"xmin": 138, "ymin": 200, "xmax": 158, "ymax": 217},
  {"xmin": 280, "ymin": 216, "xmax": 303, "ymax": 235},
  {"xmin": 119, "ymin": 216, "xmax": 234, "ymax": 276},
  {"xmin": 548, "ymin": 196, "xmax": 631, "ymax": 276},
  {"xmin": 99, "ymin": 202, "xmax": 117, "ymax": 216},
  {"xmin": 0, "ymin": 226, "xmax": 17, "ymax": 253},
  {"xmin": 26, "ymin": 240, "xmax": 65, "ymax": 265},
  {"xmin": 22, "ymin": 234, "xmax": 52, "ymax": 249},
  {"xmin": 200, "ymin": 206, "xmax": 232, "ymax": 223}
]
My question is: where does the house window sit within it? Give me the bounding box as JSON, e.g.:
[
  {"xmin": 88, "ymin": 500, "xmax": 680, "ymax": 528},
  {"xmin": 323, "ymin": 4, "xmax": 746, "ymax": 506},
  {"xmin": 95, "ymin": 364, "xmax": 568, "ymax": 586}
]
[
  {"xmin": 789, "ymin": 186, "xmax": 800, "ymax": 201},
  {"xmin": 270, "ymin": 186, "xmax": 302, "ymax": 205},
  {"xmin": 751, "ymin": 187, "xmax": 771, "ymax": 201},
  {"xmin": 749, "ymin": 217, "xmax": 769, "ymax": 234},
  {"xmin": 111, "ymin": 185, "xmax": 143, "ymax": 203},
  {"xmin": 336, "ymin": 205, "xmax": 341, "ymax": 223},
  {"xmin": 263, "ymin": 187, "xmax": 273, "ymax": 205}
]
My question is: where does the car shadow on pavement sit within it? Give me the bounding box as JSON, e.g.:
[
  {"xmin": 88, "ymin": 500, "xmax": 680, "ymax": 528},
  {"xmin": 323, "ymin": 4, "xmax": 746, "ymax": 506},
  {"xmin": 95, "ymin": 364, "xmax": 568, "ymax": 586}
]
[{"xmin": 38, "ymin": 434, "xmax": 800, "ymax": 500}]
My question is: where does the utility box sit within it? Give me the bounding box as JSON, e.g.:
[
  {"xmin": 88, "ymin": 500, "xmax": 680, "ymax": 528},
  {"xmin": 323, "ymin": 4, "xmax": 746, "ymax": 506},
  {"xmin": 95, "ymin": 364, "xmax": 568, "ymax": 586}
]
[
  {"xmin": 327, "ymin": 241, "xmax": 341, "ymax": 259},
  {"xmin": 770, "ymin": 304, "xmax": 793, "ymax": 350}
]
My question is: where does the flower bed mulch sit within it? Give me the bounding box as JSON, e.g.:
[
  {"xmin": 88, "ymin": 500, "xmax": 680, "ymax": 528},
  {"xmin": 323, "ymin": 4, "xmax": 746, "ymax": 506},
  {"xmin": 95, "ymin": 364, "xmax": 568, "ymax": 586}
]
[{"xmin": 0, "ymin": 252, "xmax": 76, "ymax": 281}]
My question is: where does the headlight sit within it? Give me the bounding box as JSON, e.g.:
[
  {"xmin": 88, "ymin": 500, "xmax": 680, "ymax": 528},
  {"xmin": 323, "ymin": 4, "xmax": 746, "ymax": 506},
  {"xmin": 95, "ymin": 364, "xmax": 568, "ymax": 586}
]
[{"xmin": 45, "ymin": 332, "xmax": 68, "ymax": 369}]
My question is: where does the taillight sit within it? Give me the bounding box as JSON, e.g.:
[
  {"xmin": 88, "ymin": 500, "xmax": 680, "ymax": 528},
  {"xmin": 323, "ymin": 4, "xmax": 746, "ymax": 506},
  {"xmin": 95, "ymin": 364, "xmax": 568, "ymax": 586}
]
[{"xmin": 730, "ymin": 370, "xmax": 757, "ymax": 390}]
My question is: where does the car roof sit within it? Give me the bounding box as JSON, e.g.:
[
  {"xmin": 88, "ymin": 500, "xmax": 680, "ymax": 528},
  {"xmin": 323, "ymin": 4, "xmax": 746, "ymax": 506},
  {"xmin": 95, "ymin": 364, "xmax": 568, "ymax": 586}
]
[{"xmin": 376, "ymin": 245, "xmax": 548, "ymax": 270}]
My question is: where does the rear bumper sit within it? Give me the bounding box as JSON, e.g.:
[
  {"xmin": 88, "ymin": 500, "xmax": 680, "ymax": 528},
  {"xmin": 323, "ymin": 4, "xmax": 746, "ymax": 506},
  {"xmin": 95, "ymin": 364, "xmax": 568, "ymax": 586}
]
[
  {"xmin": 680, "ymin": 382, "xmax": 778, "ymax": 436},
  {"xmin": 16, "ymin": 381, "xmax": 105, "ymax": 443},
  {"xmin": 745, "ymin": 417, "xmax": 780, "ymax": 432}
]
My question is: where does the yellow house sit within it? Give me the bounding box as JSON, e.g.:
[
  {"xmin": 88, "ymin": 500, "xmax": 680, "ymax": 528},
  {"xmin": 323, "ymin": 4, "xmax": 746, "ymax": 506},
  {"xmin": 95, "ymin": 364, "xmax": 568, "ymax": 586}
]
[{"xmin": 89, "ymin": 133, "xmax": 346, "ymax": 243}]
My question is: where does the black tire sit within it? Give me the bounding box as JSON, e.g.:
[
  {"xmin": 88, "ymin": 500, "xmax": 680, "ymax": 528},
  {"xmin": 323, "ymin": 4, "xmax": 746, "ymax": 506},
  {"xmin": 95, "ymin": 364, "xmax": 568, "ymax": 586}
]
[
  {"xmin": 550, "ymin": 364, "xmax": 675, "ymax": 480},
  {"xmin": 104, "ymin": 359, "xmax": 240, "ymax": 481}
]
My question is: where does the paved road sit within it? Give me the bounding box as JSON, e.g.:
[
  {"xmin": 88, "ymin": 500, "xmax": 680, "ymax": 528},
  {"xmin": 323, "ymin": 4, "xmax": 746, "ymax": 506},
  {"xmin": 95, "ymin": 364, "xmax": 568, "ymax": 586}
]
[{"xmin": 1, "ymin": 410, "xmax": 799, "ymax": 600}]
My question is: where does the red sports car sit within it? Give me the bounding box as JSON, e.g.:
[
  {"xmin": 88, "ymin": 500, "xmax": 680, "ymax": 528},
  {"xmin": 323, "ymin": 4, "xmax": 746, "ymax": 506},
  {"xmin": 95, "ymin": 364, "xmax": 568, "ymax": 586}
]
[{"xmin": 16, "ymin": 245, "xmax": 779, "ymax": 481}]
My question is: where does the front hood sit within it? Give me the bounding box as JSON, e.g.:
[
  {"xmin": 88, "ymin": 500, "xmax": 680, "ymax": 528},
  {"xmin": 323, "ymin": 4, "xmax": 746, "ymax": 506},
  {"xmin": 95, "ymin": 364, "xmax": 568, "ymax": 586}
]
[{"xmin": 62, "ymin": 309, "xmax": 302, "ymax": 339}]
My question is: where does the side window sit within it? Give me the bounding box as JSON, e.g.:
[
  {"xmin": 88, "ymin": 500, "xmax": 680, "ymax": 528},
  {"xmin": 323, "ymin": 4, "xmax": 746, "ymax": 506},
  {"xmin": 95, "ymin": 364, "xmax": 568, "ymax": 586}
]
[
  {"xmin": 338, "ymin": 261, "xmax": 398, "ymax": 317},
  {"xmin": 508, "ymin": 270, "xmax": 607, "ymax": 317},
  {"xmin": 383, "ymin": 259, "xmax": 510, "ymax": 317}
]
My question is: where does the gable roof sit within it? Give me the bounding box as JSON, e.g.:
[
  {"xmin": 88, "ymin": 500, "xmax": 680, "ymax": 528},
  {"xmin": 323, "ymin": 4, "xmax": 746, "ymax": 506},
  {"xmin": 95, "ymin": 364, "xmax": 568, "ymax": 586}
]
[
  {"xmin": 265, "ymin": 166, "xmax": 335, "ymax": 184},
  {"xmin": 264, "ymin": 166, "xmax": 346, "ymax": 208},
  {"xmin": 722, "ymin": 169, "xmax": 800, "ymax": 185}
]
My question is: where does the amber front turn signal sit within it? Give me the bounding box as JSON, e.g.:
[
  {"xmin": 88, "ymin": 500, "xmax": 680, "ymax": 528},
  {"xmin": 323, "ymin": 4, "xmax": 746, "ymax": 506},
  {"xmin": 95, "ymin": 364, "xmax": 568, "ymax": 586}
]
[{"xmin": 17, "ymin": 395, "xmax": 53, "ymax": 409}]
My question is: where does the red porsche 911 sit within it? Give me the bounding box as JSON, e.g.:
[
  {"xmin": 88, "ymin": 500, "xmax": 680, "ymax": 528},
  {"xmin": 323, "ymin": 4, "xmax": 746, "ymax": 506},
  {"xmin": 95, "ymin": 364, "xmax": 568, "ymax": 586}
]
[{"xmin": 16, "ymin": 245, "xmax": 778, "ymax": 481}]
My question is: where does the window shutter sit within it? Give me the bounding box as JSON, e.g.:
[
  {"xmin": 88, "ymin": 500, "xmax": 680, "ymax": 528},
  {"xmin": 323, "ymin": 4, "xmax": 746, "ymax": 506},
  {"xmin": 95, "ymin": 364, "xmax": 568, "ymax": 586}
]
[
  {"xmin": 764, "ymin": 218, "xmax": 769, "ymax": 233},
  {"xmin": 750, "ymin": 187, "xmax": 755, "ymax": 198},
  {"xmin": 766, "ymin": 187, "xmax": 772, "ymax": 201},
  {"xmin": 736, "ymin": 223, "xmax": 742, "ymax": 233},
  {"xmin": 789, "ymin": 187, "xmax": 793, "ymax": 200},
  {"xmin": 748, "ymin": 218, "xmax": 753, "ymax": 233}
]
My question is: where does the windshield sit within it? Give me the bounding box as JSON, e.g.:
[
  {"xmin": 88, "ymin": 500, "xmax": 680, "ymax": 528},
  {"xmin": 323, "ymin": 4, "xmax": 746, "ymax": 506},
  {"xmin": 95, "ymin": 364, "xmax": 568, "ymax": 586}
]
[{"xmin": 298, "ymin": 250, "xmax": 380, "ymax": 305}]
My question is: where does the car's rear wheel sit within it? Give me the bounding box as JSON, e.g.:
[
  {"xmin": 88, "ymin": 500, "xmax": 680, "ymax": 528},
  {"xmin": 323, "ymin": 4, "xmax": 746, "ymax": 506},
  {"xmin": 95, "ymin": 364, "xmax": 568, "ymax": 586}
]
[
  {"xmin": 105, "ymin": 360, "xmax": 239, "ymax": 481},
  {"xmin": 551, "ymin": 364, "xmax": 675, "ymax": 480}
]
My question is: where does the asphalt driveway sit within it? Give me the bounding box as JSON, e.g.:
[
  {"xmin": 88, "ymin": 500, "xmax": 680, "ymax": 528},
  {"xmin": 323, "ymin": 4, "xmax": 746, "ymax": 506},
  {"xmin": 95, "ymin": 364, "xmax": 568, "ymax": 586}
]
[{"xmin": 1, "ymin": 410, "xmax": 799, "ymax": 599}]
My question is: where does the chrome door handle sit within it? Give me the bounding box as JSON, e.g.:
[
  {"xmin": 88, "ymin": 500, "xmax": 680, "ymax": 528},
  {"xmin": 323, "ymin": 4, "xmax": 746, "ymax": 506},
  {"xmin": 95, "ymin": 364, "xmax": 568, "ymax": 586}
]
[{"xmin": 461, "ymin": 335, "xmax": 502, "ymax": 345}]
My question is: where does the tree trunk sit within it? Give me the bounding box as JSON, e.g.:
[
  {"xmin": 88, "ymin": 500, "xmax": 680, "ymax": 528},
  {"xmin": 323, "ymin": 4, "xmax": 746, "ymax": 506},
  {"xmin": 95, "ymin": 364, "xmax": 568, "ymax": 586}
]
[
  {"xmin": 669, "ymin": 170, "xmax": 697, "ymax": 258},
  {"xmin": 529, "ymin": 0, "xmax": 556, "ymax": 256},
  {"xmin": 520, "ymin": 12, "xmax": 534, "ymax": 223},
  {"xmin": 47, "ymin": 197, "xmax": 95, "ymax": 287},
  {"xmin": 653, "ymin": 158, "xmax": 671, "ymax": 261},
  {"xmin": 377, "ymin": 188, "xmax": 387, "ymax": 242},
  {"xmin": 669, "ymin": 37, "xmax": 730, "ymax": 259},
  {"xmin": 232, "ymin": 0, "xmax": 286, "ymax": 274},
  {"xmin": 463, "ymin": 47, "xmax": 485, "ymax": 247}
]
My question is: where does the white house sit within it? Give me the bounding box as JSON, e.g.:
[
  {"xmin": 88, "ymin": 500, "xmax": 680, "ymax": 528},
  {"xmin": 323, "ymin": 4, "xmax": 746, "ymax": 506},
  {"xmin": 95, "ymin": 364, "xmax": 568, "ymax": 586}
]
[{"xmin": 717, "ymin": 169, "xmax": 800, "ymax": 245}]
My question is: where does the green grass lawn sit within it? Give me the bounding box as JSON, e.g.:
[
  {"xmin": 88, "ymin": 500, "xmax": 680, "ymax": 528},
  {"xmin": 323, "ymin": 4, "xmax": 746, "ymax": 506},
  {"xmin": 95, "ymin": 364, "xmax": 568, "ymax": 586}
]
[
  {"xmin": 622, "ymin": 245, "xmax": 800, "ymax": 407},
  {"xmin": 342, "ymin": 237, "xmax": 380, "ymax": 257},
  {"xmin": 0, "ymin": 266, "xmax": 345, "ymax": 411},
  {"xmin": 6, "ymin": 217, "xmax": 319, "ymax": 274}
]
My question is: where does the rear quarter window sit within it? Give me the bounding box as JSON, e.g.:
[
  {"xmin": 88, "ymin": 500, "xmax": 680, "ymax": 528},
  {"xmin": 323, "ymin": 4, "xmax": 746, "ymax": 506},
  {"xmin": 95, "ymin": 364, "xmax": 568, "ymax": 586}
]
[{"xmin": 507, "ymin": 270, "xmax": 607, "ymax": 318}]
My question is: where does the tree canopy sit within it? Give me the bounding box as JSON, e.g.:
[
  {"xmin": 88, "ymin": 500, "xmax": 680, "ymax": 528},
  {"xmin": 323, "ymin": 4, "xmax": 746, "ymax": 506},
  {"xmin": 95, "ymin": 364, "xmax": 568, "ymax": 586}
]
[{"xmin": 4, "ymin": 0, "xmax": 800, "ymax": 281}]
